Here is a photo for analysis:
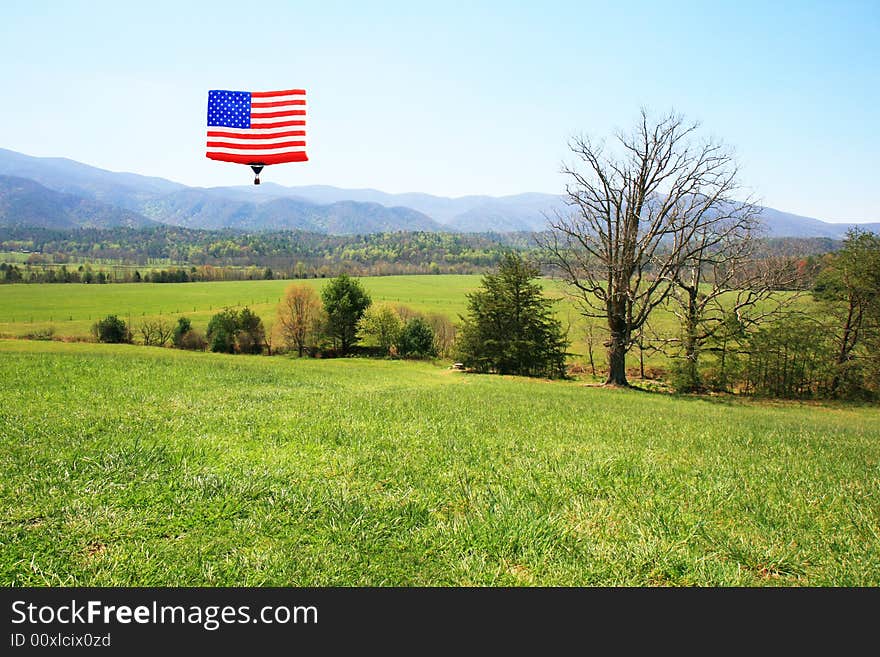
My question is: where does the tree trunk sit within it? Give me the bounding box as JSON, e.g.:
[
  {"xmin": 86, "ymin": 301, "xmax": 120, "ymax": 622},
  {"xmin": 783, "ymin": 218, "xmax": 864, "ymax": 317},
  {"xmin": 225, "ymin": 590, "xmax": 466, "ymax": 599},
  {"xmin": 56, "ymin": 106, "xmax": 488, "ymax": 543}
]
[
  {"xmin": 605, "ymin": 336, "xmax": 628, "ymax": 386},
  {"xmin": 682, "ymin": 288, "xmax": 701, "ymax": 391},
  {"xmin": 831, "ymin": 297, "xmax": 858, "ymax": 395},
  {"xmin": 639, "ymin": 335, "xmax": 645, "ymax": 379},
  {"xmin": 605, "ymin": 299, "xmax": 629, "ymax": 386},
  {"xmin": 605, "ymin": 330, "xmax": 628, "ymax": 386}
]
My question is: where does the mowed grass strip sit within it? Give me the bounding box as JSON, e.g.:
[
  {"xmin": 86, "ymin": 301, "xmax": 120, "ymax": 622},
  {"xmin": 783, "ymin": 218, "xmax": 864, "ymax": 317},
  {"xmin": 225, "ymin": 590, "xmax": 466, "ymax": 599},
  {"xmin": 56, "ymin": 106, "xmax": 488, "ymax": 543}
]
[{"xmin": 1, "ymin": 340, "xmax": 877, "ymax": 586}]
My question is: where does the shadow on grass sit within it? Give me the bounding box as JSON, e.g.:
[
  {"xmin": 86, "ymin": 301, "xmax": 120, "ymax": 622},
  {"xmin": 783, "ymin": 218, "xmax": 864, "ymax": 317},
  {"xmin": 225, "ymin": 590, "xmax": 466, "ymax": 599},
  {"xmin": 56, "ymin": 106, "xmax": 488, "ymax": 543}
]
[{"xmin": 611, "ymin": 380, "xmax": 877, "ymax": 410}]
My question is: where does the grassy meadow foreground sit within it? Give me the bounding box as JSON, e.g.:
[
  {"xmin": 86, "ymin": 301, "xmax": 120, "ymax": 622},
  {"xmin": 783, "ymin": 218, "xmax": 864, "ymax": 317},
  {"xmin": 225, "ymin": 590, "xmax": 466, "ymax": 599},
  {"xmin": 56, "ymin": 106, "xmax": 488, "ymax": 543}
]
[{"xmin": 1, "ymin": 340, "xmax": 878, "ymax": 586}]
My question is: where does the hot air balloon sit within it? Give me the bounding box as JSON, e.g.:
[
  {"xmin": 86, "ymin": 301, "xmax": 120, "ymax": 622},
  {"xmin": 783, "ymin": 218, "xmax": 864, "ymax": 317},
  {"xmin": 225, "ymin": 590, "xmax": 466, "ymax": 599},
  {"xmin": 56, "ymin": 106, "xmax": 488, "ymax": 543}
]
[{"xmin": 206, "ymin": 88, "xmax": 308, "ymax": 184}]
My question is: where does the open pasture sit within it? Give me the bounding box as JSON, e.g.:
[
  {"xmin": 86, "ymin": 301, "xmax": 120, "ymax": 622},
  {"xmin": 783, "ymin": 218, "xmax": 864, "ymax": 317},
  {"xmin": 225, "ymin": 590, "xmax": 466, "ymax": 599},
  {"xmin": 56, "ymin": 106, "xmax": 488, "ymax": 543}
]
[
  {"xmin": 0, "ymin": 274, "xmax": 805, "ymax": 362},
  {"xmin": 1, "ymin": 340, "xmax": 877, "ymax": 586},
  {"xmin": 0, "ymin": 275, "xmax": 483, "ymax": 339}
]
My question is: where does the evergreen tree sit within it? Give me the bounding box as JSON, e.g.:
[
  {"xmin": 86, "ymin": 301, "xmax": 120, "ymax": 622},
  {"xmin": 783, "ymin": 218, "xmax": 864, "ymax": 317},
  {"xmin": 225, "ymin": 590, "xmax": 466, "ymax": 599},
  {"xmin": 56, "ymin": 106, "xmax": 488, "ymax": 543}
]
[
  {"xmin": 91, "ymin": 315, "xmax": 132, "ymax": 344},
  {"xmin": 457, "ymin": 253, "xmax": 568, "ymax": 377},
  {"xmin": 236, "ymin": 307, "xmax": 265, "ymax": 354},
  {"xmin": 207, "ymin": 308, "xmax": 239, "ymax": 354},
  {"xmin": 321, "ymin": 274, "xmax": 371, "ymax": 354},
  {"xmin": 398, "ymin": 317, "xmax": 436, "ymax": 358}
]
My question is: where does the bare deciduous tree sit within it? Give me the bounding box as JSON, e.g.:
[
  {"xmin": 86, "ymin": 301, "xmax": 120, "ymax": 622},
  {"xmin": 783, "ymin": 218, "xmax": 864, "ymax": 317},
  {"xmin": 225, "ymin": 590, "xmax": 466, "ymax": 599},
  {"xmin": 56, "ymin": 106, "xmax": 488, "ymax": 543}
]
[
  {"xmin": 424, "ymin": 312, "xmax": 457, "ymax": 359},
  {"xmin": 277, "ymin": 283, "xmax": 322, "ymax": 356},
  {"xmin": 539, "ymin": 109, "xmax": 755, "ymax": 386},
  {"xmin": 659, "ymin": 217, "xmax": 801, "ymax": 391},
  {"xmin": 582, "ymin": 322, "xmax": 601, "ymax": 377},
  {"xmin": 140, "ymin": 319, "xmax": 173, "ymax": 347}
]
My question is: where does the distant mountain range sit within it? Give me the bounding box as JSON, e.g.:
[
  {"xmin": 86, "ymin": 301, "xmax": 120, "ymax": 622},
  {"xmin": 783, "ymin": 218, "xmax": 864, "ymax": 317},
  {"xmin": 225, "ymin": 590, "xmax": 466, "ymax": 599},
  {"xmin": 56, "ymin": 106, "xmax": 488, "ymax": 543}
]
[
  {"xmin": 0, "ymin": 175, "xmax": 155, "ymax": 229},
  {"xmin": 0, "ymin": 148, "xmax": 876, "ymax": 237}
]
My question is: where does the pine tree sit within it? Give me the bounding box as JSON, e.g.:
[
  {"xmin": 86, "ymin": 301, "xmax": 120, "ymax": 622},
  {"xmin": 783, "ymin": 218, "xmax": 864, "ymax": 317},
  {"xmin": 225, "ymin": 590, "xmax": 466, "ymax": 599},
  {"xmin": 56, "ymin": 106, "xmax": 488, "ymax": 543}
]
[
  {"xmin": 321, "ymin": 274, "xmax": 371, "ymax": 354},
  {"xmin": 457, "ymin": 253, "xmax": 568, "ymax": 377}
]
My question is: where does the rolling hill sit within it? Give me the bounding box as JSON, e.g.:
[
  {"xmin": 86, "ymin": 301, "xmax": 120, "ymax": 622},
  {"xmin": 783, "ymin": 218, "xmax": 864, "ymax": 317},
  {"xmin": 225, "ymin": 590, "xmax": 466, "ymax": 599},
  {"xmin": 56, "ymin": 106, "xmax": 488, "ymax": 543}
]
[
  {"xmin": 0, "ymin": 175, "xmax": 155, "ymax": 229},
  {"xmin": 0, "ymin": 148, "xmax": 876, "ymax": 236},
  {"xmin": 0, "ymin": 150, "xmax": 441, "ymax": 234},
  {"xmin": 138, "ymin": 188, "xmax": 442, "ymax": 232}
]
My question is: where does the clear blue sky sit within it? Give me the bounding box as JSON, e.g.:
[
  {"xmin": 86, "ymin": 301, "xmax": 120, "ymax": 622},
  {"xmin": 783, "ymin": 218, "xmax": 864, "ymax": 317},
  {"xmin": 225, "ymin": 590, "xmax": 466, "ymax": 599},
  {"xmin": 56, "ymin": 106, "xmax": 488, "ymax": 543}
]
[{"xmin": 1, "ymin": 0, "xmax": 877, "ymax": 220}]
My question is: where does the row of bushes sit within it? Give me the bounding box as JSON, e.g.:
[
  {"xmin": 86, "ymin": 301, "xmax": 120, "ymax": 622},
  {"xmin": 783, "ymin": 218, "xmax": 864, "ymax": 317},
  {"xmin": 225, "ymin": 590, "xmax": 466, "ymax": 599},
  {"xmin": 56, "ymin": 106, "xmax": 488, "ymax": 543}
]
[
  {"xmin": 90, "ymin": 308, "xmax": 441, "ymax": 361},
  {"xmin": 273, "ymin": 274, "xmax": 455, "ymax": 359},
  {"xmin": 90, "ymin": 314, "xmax": 205, "ymax": 349},
  {"xmin": 88, "ymin": 272, "xmax": 447, "ymax": 362}
]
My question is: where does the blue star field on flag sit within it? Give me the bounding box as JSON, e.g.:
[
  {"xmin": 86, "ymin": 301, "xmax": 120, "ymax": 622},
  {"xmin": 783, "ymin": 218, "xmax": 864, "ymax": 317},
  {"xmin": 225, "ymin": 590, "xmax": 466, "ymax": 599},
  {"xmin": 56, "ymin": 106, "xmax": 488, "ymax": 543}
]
[{"xmin": 207, "ymin": 90, "xmax": 251, "ymax": 129}]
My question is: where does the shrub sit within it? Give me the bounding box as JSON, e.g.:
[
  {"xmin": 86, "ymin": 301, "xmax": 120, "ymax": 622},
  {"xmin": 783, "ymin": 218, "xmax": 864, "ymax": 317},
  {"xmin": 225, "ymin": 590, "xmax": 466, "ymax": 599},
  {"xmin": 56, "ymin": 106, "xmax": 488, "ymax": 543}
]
[
  {"xmin": 91, "ymin": 315, "xmax": 132, "ymax": 344},
  {"xmin": 171, "ymin": 316, "xmax": 206, "ymax": 351},
  {"xmin": 178, "ymin": 329, "xmax": 207, "ymax": 351},
  {"xmin": 386, "ymin": 306, "xmax": 457, "ymax": 358},
  {"xmin": 24, "ymin": 326, "xmax": 55, "ymax": 341},
  {"xmin": 236, "ymin": 307, "xmax": 265, "ymax": 355},
  {"xmin": 206, "ymin": 307, "xmax": 265, "ymax": 354},
  {"xmin": 358, "ymin": 303, "xmax": 403, "ymax": 355},
  {"xmin": 172, "ymin": 317, "xmax": 193, "ymax": 348},
  {"xmin": 207, "ymin": 308, "xmax": 239, "ymax": 353},
  {"xmin": 398, "ymin": 317, "xmax": 436, "ymax": 359},
  {"xmin": 321, "ymin": 274, "xmax": 371, "ymax": 354},
  {"xmin": 669, "ymin": 360, "xmax": 699, "ymax": 394}
]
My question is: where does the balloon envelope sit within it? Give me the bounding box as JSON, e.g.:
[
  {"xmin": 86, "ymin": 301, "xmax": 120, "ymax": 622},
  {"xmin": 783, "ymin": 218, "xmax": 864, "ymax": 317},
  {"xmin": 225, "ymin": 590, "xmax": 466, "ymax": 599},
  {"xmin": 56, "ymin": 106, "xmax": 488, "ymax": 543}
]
[{"xmin": 206, "ymin": 89, "xmax": 308, "ymax": 166}]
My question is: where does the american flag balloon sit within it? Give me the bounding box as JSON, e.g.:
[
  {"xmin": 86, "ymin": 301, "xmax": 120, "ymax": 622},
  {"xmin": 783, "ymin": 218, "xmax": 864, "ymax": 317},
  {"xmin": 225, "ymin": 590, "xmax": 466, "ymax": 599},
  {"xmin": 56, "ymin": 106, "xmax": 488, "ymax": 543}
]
[{"xmin": 206, "ymin": 88, "xmax": 308, "ymax": 183}]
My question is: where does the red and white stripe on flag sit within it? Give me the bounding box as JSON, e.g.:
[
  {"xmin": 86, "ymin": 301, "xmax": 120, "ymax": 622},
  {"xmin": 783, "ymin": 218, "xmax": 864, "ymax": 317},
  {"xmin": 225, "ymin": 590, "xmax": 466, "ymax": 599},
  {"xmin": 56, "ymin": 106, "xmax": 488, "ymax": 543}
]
[{"xmin": 206, "ymin": 89, "xmax": 308, "ymax": 165}]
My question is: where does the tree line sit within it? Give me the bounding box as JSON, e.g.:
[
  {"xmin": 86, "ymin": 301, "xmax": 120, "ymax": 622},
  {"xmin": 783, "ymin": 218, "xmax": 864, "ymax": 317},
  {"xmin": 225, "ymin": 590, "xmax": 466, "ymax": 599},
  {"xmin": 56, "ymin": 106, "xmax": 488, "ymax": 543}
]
[
  {"xmin": 0, "ymin": 226, "xmax": 537, "ymax": 279},
  {"xmin": 0, "ymin": 263, "xmax": 276, "ymax": 284},
  {"xmin": 0, "ymin": 224, "xmax": 845, "ymax": 285}
]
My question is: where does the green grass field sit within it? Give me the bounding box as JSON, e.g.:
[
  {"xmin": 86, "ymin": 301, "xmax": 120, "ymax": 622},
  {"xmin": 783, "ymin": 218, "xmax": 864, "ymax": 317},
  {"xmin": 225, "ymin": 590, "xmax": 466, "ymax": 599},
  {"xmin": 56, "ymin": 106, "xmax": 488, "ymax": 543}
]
[
  {"xmin": 0, "ymin": 276, "xmax": 482, "ymax": 339},
  {"xmin": 1, "ymin": 275, "xmax": 795, "ymax": 372},
  {"xmin": 1, "ymin": 340, "xmax": 877, "ymax": 586}
]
